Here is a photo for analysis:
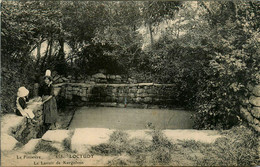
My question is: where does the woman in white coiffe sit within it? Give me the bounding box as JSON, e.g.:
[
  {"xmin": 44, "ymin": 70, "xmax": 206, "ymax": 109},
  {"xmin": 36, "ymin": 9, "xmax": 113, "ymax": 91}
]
[
  {"xmin": 16, "ymin": 86, "xmax": 37, "ymax": 124},
  {"xmin": 39, "ymin": 70, "xmax": 58, "ymax": 130}
]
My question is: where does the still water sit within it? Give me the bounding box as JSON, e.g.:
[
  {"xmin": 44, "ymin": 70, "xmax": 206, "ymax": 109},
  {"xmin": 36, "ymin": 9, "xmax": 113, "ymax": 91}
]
[{"xmin": 69, "ymin": 107, "xmax": 195, "ymax": 130}]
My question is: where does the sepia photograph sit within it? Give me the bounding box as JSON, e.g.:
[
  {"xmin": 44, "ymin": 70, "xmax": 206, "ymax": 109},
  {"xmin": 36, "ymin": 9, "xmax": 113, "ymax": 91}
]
[{"xmin": 1, "ymin": 0, "xmax": 260, "ymax": 166}]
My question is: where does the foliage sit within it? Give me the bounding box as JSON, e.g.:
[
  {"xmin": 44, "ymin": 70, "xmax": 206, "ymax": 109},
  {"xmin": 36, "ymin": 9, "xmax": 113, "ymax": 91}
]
[
  {"xmin": 192, "ymin": 1, "xmax": 260, "ymax": 129},
  {"xmin": 193, "ymin": 126, "xmax": 259, "ymax": 166},
  {"xmin": 1, "ymin": 1, "xmax": 63, "ymax": 59},
  {"xmin": 91, "ymin": 2, "xmax": 142, "ymax": 75},
  {"xmin": 1, "ymin": 58, "xmax": 35, "ymax": 114},
  {"xmin": 144, "ymin": 1, "xmax": 260, "ymax": 129},
  {"xmin": 1, "ymin": 0, "xmax": 259, "ymax": 130}
]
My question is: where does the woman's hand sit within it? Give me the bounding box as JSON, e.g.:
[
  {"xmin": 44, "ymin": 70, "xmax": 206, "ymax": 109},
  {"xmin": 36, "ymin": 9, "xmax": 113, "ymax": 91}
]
[{"xmin": 42, "ymin": 95, "xmax": 52, "ymax": 103}]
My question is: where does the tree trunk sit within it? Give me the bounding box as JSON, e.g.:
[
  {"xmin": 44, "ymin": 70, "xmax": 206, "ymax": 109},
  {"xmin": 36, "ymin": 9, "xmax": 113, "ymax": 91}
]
[
  {"xmin": 41, "ymin": 40, "xmax": 49, "ymax": 71},
  {"xmin": 58, "ymin": 38, "xmax": 65, "ymax": 60},
  {"xmin": 47, "ymin": 38, "xmax": 53, "ymax": 66},
  {"xmin": 48, "ymin": 38, "xmax": 53, "ymax": 58},
  {"xmin": 71, "ymin": 55, "xmax": 73, "ymax": 68},
  {"xmin": 148, "ymin": 22, "xmax": 154, "ymax": 48},
  {"xmin": 36, "ymin": 41, "xmax": 41, "ymax": 60}
]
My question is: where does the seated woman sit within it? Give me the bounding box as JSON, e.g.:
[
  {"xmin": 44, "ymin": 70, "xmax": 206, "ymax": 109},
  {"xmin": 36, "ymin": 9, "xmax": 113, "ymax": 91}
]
[{"xmin": 16, "ymin": 86, "xmax": 37, "ymax": 124}]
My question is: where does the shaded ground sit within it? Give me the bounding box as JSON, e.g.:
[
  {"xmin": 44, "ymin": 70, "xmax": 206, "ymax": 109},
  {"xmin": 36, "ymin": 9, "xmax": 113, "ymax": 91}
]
[{"xmin": 69, "ymin": 107, "xmax": 194, "ymax": 130}]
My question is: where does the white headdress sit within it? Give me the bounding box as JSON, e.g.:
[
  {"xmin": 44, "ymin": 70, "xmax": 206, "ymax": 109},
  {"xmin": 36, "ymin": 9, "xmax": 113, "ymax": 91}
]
[
  {"xmin": 17, "ymin": 87, "xmax": 29, "ymax": 97},
  {"xmin": 45, "ymin": 70, "xmax": 51, "ymax": 77}
]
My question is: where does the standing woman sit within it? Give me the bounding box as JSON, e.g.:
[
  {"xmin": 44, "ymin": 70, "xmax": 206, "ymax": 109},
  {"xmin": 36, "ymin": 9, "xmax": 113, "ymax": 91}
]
[{"xmin": 39, "ymin": 70, "xmax": 58, "ymax": 130}]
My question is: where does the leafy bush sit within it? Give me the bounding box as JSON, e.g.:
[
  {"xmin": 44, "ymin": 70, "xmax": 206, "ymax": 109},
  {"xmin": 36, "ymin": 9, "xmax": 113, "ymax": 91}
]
[
  {"xmin": 148, "ymin": 1, "xmax": 259, "ymax": 129},
  {"xmin": 192, "ymin": 2, "xmax": 259, "ymax": 129},
  {"xmin": 1, "ymin": 58, "xmax": 36, "ymax": 114}
]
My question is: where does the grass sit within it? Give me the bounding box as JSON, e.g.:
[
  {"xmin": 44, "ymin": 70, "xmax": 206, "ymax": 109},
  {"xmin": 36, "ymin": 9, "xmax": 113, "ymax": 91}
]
[
  {"xmin": 147, "ymin": 129, "xmax": 176, "ymax": 165},
  {"xmin": 90, "ymin": 130, "xmax": 130, "ymax": 156},
  {"xmin": 33, "ymin": 140, "xmax": 59, "ymax": 154},
  {"xmin": 90, "ymin": 129, "xmax": 177, "ymax": 166},
  {"xmin": 126, "ymin": 138, "xmax": 151, "ymax": 156},
  {"xmin": 62, "ymin": 130, "xmax": 75, "ymax": 152},
  {"xmin": 14, "ymin": 142, "xmax": 24, "ymax": 150},
  {"xmin": 205, "ymin": 125, "xmax": 259, "ymax": 166},
  {"xmin": 90, "ymin": 125, "xmax": 259, "ymax": 166},
  {"xmin": 178, "ymin": 139, "xmax": 210, "ymax": 150},
  {"xmin": 107, "ymin": 156, "xmax": 130, "ymax": 166},
  {"xmin": 179, "ymin": 125, "xmax": 259, "ymax": 166}
]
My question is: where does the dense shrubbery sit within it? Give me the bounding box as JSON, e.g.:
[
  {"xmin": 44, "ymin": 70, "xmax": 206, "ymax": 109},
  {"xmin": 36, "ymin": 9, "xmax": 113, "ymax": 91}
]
[
  {"xmin": 143, "ymin": 2, "xmax": 260, "ymax": 129},
  {"xmin": 1, "ymin": 57, "xmax": 36, "ymax": 114},
  {"xmin": 193, "ymin": 3, "xmax": 259, "ymax": 129}
]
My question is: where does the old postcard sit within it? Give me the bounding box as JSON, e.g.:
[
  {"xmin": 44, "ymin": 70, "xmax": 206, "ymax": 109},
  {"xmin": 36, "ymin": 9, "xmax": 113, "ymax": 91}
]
[{"xmin": 1, "ymin": 1, "xmax": 259, "ymax": 166}]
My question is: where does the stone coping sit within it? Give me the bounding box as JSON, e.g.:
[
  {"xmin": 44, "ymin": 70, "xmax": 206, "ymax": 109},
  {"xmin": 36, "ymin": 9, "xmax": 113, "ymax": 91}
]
[
  {"xmin": 12, "ymin": 128, "xmax": 222, "ymax": 155},
  {"xmin": 53, "ymin": 83, "xmax": 176, "ymax": 88},
  {"xmin": 68, "ymin": 128, "xmax": 222, "ymax": 153}
]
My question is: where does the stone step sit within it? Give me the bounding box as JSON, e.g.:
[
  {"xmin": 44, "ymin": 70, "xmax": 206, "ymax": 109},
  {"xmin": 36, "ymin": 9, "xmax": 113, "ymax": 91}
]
[
  {"xmin": 163, "ymin": 129, "xmax": 222, "ymax": 143},
  {"xmin": 71, "ymin": 128, "xmax": 114, "ymax": 153},
  {"xmin": 1, "ymin": 114, "xmax": 25, "ymax": 151},
  {"xmin": 1, "ymin": 134, "xmax": 19, "ymax": 151},
  {"xmin": 42, "ymin": 130, "xmax": 71, "ymax": 143},
  {"xmin": 20, "ymin": 139, "xmax": 41, "ymax": 153},
  {"xmin": 41, "ymin": 129, "xmax": 75, "ymax": 152},
  {"xmin": 21, "ymin": 128, "xmax": 222, "ymax": 154},
  {"xmin": 69, "ymin": 128, "xmax": 222, "ymax": 153}
]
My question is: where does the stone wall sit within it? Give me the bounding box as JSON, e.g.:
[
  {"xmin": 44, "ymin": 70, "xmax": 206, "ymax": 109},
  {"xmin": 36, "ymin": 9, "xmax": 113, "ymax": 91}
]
[
  {"xmin": 51, "ymin": 72, "xmax": 178, "ymax": 107},
  {"xmin": 240, "ymin": 84, "xmax": 260, "ymax": 133},
  {"xmin": 54, "ymin": 83, "xmax": 176, "ymax": 107},
  {"xmin": 52, "ymin": 72, "xmax": 141, "ymax": 84}
]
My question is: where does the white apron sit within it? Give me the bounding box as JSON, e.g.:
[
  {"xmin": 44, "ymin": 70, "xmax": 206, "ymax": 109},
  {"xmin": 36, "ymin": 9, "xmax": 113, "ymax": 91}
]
[{"xmin": 16, "ymin": 97, "xmax": 35, "ymax": 119}]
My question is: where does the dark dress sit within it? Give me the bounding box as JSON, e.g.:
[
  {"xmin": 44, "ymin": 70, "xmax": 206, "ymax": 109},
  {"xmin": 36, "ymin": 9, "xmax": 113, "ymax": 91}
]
[
  {"xmin": 16, "ymin": 97, "xmax": 27, "ymax": 116},
  {"xmin": 39, "ymin": 84, "xmax": 58, "ymax": 124}
]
